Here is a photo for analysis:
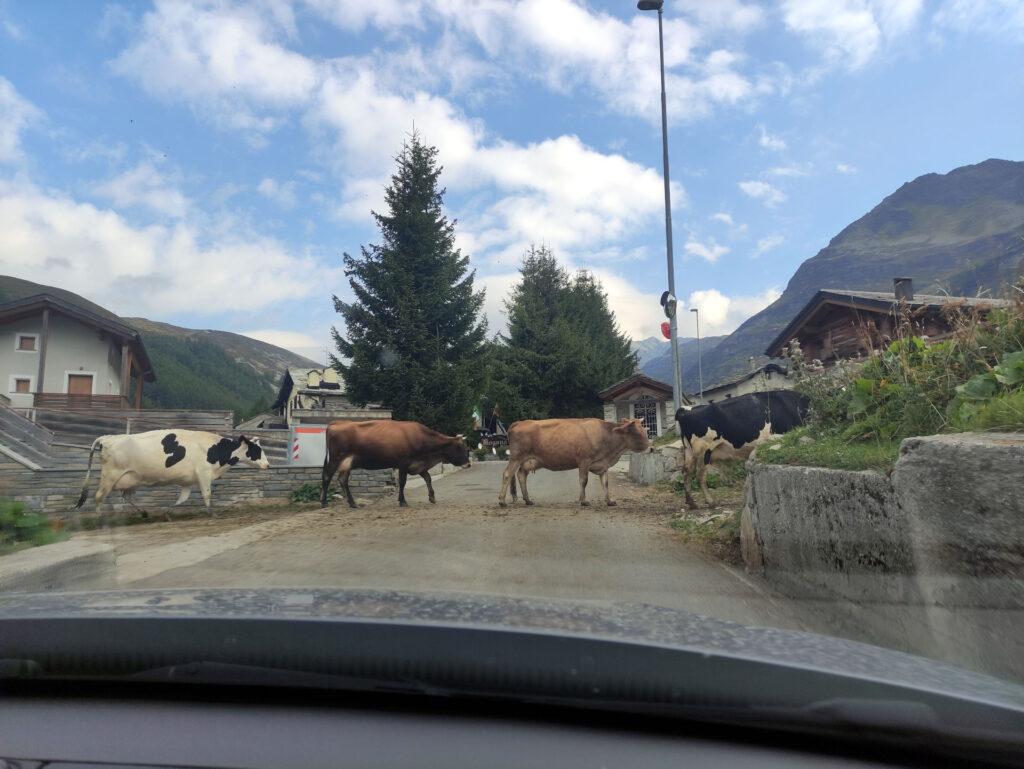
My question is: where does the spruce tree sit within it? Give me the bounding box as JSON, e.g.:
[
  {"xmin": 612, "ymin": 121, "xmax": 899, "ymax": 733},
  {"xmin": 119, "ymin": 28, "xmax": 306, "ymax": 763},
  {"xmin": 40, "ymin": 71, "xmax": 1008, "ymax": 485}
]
[
  {"xmin": 331, "ymin": 133, "xmax": 487, "ymax": 435},
  {"xmin": 489, "ymin": 246, "xmax": 637, "ymax": 421}
]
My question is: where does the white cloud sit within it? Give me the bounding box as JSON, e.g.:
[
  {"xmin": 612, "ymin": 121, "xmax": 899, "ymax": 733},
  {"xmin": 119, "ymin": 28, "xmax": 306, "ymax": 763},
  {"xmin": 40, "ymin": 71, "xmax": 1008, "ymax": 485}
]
[
  {"xmin": 781, "ymin": 0, "xmax": 923, "ymax": 69},
  {"xmin": 684, "ymin": 238, "xmax": 729, "ymax": 263},
  {"xmin": 935, "ymin": 0, "xmax": 1024, "ymax": 37},
  {"xmin": 754, "ymin": 234, "xmax": 785, "ymax": 256},
  {"xmin": 739, "ymin": 180, "xmax": 787, "ymax": 207},
  {"xmin": 0, "ymin": 179, "xmax": 328, "ymax": 316},
  {"xmin": 241, "ymin": 329, "xmax": 325, "ymax": 360},
  {"xmin": 112, "ymin": 0, "xmax": 319, "ymax": 140},
  {"xmin": 757, "ymin": 125, "xmax": 786, "ymax": 151},
  {"xmin": 92, "ymin": 163, "xmax": 189, "ymax": 218},
  {"xmin": 710, "ymin": 211, "xmax": 747, "ymax": 234},
  {"xmin": 257, "ymin": 177, "xmax": 297, "ymax": 208},
  {"xmin": 681, "ymin": 287, "xmax": 782, "ymax": 336},
  {"xmin": 835, "ymin": 162, "xmax": 859, "ymax": 174},
  {"xmin": 111, "ymin": 1, "xmax": 684, "ymax": 269},
  {"xmin": 302, "ymin": 0, "xmax": 767, "ymax": 124},
  {"xmin": 0, "ymin": 77, "xmax": 42, "ymax": 164},
  {"xmin": 767, "ymin": 163, "xmax": 811, "ymax": 177}
]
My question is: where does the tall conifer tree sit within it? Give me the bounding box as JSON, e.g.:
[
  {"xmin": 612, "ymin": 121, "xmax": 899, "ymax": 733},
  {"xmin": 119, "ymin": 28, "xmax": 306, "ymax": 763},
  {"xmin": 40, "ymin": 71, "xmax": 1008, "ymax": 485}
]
[{"xmin": 331, "ymin": 133, "xmax": 487, "ymax": 434}]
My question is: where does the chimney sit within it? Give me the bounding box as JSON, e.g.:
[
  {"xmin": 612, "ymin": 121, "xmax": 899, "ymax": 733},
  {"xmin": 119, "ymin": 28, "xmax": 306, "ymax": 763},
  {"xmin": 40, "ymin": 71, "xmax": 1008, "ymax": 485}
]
[{"xmin": 894, "ymin": 277, "xmax": 914, "ymax": 302}]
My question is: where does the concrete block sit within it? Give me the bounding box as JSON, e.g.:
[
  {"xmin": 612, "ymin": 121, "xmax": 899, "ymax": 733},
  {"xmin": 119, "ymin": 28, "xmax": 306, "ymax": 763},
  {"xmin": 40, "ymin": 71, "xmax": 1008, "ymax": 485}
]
[{"xmin": 0, "ymin": 540, "xmax": 115, "ymax": 593}]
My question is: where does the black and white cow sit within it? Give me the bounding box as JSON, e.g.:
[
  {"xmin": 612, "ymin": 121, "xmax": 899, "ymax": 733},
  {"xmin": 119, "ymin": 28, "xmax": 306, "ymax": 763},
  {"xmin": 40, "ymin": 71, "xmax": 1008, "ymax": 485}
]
[
  {"xmin": 675, "ymin": 390, "xmax": 807, "ymax": 509},
  {"xmin": 75, "ymin": 429, "xmax": 270, "ymax": 515}
]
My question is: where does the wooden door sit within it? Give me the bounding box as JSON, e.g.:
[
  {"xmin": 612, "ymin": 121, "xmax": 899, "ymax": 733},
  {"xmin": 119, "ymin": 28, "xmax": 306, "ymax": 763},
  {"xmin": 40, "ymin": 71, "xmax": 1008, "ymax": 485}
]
[{"xmin": 67, "ymin": 374, "xmax": 94, "ymax": 395}]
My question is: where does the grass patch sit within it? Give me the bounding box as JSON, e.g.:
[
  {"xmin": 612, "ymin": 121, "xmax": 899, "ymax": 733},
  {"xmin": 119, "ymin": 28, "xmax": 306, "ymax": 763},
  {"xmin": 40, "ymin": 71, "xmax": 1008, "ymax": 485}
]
[
  {"xmin": 0, "ymin": 498, "xmax": 68, "ymax": 555},
  {"xmin": 289, "ymin": 482, "xmax": 321, "ymax": 504},
  {"xmin": 759, "ymin": 427, "xmax": 899, "ymax": 471},
  {"xmin": 670, "ymin": 508, "xmax": 742, "ymax": 565}
]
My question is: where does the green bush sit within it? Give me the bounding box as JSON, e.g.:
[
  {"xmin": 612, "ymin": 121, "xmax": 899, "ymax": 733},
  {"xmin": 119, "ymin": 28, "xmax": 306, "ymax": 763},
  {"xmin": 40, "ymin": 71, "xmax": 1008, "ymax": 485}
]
[
  {"xmin": 0, "ymin": 499, "xmax": 66, "ymax": 553},
  {"xmin": 289, "ymin": 482, "xmax": 322, "ymax": 504},
  {"xmin": 786, "ymin": 294, "xmax": 1024, "ymax": 451}
]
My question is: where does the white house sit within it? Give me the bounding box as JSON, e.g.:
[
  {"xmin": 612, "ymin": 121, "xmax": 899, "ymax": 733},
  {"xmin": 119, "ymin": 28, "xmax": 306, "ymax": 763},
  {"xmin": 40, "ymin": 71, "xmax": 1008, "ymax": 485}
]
[{"xmin": 0, "ymin": 292, "xmax": 155, "ymax": 410}]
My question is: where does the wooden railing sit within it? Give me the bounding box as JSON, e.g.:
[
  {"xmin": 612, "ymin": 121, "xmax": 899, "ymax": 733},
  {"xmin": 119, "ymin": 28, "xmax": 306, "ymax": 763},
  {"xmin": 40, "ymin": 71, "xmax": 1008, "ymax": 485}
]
[{"xmin": 33, "ymin": 393, "xmax": 131, "ymax": 410}]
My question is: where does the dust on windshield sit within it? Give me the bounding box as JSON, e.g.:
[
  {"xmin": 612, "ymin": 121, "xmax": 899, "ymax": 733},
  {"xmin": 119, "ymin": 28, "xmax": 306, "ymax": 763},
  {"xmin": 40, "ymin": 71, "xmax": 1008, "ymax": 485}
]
[{"xmin": 1, "ymin": 0, "xmax": 1022, "ymax": 689}]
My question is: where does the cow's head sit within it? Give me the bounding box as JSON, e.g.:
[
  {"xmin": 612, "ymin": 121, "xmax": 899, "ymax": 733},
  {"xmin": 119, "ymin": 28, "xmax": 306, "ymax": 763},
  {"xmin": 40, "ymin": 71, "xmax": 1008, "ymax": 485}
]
[
  {"xmin": 239, "ymin": 436, "xmax": 271, "ymax": 469},
  {"xmin": 615, "ymin": 418, "xmax": 652, "ymax": 452},
  {"xmin": 445, "ymin": 434, "xmax": 471, "ymax": 467}
]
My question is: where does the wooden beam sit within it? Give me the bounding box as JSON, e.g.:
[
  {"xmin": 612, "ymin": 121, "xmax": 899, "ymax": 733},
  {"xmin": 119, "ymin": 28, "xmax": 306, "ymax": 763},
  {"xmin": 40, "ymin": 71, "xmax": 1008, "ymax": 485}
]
[
  {"xmin": 36, "ymin": 308, "xmax": 50, "ymax": 395},
  {"xmin": 134, "ymin": 367, "xmax": 143, "ymax": 409},
  {"xmin": 120, "ymin": 344, "xmax": 132, "ymax": 399}
]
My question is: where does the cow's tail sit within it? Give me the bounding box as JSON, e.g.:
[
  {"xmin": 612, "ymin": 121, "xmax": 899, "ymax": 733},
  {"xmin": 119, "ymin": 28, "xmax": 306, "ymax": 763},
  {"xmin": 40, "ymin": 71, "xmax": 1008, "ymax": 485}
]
[{"xmin": 75, "ymin": 438, "xmax": 103, "ymax": 509}]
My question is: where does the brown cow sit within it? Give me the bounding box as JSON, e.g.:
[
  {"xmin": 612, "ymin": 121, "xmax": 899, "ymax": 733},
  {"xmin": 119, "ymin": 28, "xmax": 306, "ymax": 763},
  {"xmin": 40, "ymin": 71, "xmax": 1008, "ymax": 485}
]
[
  {"xmin": 321, "ymin": 420, "xmax": 470, "ymax": 508},
  {"xmin": 498, "ymin": 418, "xmax": 651, "ymax": 507}
]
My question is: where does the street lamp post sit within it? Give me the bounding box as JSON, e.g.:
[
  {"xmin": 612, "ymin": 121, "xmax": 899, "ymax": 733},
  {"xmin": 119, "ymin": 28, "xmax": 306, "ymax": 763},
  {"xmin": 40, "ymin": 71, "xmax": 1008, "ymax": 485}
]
[
  {"xmin": 637, "ymin": 0, "xmax": 682, "ymax": 414},
  {"xmin": 690, "ymin": 307, "xmax": 703, "ymax": 401}
]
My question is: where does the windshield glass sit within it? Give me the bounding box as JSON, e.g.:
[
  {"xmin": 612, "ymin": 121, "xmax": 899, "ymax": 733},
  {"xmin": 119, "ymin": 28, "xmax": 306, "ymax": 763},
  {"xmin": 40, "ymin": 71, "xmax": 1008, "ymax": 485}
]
[{"xmin": 1, "ymin": 0, "xmax": 1022, "ymax": 702}]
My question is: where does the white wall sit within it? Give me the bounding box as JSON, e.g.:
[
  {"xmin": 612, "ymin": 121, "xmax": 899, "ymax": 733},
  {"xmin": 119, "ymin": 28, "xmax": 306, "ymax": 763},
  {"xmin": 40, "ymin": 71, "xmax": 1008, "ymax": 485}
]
[{"xmin": 0, "ymin": 311, "xmax": 124, "ymax": 405}]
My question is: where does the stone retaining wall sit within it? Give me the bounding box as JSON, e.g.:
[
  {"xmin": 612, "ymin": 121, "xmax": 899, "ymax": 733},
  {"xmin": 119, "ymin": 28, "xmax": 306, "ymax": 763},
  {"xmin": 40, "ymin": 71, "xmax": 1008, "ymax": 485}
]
[
  {"xmin": 4, "ymin": 466, "xmax": 396, "ymax": 514},
  {"xmin": 743, "ymin": 432, "xmax": 1024, "ymax": 682}
]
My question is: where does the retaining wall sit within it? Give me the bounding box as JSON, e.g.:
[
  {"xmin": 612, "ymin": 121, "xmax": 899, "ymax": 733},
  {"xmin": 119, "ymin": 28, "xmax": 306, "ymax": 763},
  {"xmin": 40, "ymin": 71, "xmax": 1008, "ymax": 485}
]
[
  {"xmin": 4, "ymin": 465, "xmax": 395, "ymax": 515},
  {"xmin": 742, "ymin": 432, "xmax": 1024, "ymax": 682}
]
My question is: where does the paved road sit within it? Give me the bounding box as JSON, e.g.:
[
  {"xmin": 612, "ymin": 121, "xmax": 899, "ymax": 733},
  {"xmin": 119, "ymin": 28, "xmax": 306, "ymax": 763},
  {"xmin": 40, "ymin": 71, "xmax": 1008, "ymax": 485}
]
[{"xmin": 120, "ymin": 463, "xmax": 820, "ymax": 633}]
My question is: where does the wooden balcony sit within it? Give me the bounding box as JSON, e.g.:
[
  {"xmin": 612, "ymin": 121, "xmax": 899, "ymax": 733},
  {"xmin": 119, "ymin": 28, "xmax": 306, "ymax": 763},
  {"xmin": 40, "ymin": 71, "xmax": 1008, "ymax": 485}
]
[{"xmin": 33, "ymin": 393, "xmax": 133, "ymax": 411}]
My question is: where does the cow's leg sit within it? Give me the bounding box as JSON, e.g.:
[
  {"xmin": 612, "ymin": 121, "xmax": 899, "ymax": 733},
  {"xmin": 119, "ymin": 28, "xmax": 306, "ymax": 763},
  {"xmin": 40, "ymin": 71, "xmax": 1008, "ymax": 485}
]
[
  {"xmin": 578, "ymin": 466, "xmax": 590, "ymax": 506},
  {"xmin": 510, "ymin": 472, "xmax": 518, "ymax": 502},
  {"xmin": 599, "ymin": 471, "xmax": 615, "ymax": 506},
  {"xmin": 175, "ymin": 487, "xmax": 191, "ymax": 505},
  {"xmin": 94, "ymin": 475, "xmax": 116, "ymax": 515},
  {"xmin": 398, "ymin": 468, "xmax": 409, "ymax": 507},
  {"xmin": 339, "ymin": 468, "xmax": 357, "ymax": 508},
  {"xmin": 320, "ymin": 454, "xmax": 343, "ymax": 508},
  {"xmin": 199, "ymin": 478, "xmax": 215, "ymax": 516},
  {"xmin": 498, "ymin": 460, "xmax": 521, "ymax": 507},
  {"xmin": 420, "ymin": 472, "xmax": 436, "ymax": 504},
  {"xmin": 516, "ymin": 467, "xmax": 533, "ymax": 506},
  {"xmin": 681, "ymin": 453, "xmax": 699, "ymax": 510},
  {"xmin": 698, "ymin": 460, "xmax": 713, "ymax": 507}
]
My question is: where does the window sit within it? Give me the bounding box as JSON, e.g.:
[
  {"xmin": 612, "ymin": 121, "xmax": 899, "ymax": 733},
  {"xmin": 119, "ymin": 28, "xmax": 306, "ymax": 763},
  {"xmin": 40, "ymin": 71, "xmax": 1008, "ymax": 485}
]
[
  {"xmin": 13, "ymin": 378, "xmax": 31, "ymax": 394},
  {"xmin": 15, "ymin": 333, "xmax": 38, "ymax": 352}
]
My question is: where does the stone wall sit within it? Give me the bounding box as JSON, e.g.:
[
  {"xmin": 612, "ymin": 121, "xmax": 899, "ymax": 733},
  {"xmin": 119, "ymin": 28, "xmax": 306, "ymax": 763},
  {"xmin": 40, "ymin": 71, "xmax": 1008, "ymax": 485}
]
[
  {"xmin": 4, "ymin": 465, "xmax": 396, "ymax": 515},
  {"xmin": 742, "ymin": 432, "xmax": 1024, "ymax": 682},
  {"xmin": 628, "ymin": 448, "xmax": 678, "ymax": 485}
]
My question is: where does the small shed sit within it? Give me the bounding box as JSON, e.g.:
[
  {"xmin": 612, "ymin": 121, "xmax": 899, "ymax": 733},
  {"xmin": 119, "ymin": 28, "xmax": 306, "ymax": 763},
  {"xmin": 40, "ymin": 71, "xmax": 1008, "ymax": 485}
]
[
  {"xmin": 598, "ymin": 373, "xmax": 675, "ymax": 439},
  {"xmin": 696, "ymin": 363, "xmax": 791, "ymax": 404}
]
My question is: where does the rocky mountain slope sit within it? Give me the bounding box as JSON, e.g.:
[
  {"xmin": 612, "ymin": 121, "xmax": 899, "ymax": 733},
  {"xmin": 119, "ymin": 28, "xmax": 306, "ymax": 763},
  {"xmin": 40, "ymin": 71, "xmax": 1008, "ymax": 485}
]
[{"xmin": 642, "ymin": 158, "xmax": 1024, "ymax": 391}]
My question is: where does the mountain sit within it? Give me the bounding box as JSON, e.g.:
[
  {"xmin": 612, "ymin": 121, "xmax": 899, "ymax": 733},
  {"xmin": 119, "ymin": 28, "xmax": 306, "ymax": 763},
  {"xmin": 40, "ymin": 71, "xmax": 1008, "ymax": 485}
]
[
  {"xmin": 0, "ymin": 275, "xmax": 321, "ymax": 418},
  {"xmin": 642, "ymin": 335, "xmax": 726, "ymax": 387},
  {"xmin": 643, "ymin": 158, "xmax": 1024, "ymax": 390},
  {"xmin": 630, "ymin": 336, "xmax": 668, "ymax": 368}
]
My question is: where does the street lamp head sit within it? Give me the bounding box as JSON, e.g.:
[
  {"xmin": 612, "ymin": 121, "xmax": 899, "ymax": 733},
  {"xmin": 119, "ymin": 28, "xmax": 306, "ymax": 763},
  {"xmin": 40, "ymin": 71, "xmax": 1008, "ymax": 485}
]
[
  {"xmin": 637, "ymin": 0, "xmax": 664, "ymax": 10},
  {"xmin": 690, "ymin": 308, "xmax": 698, "ymax": 313}
]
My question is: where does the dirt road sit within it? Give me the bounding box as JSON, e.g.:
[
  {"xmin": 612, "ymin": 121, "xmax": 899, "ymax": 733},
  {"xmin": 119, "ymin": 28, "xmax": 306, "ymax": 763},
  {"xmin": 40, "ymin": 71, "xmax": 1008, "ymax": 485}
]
[{"xmin": 86, "ymin": 462, "xmax": 819, "ymax": 632}]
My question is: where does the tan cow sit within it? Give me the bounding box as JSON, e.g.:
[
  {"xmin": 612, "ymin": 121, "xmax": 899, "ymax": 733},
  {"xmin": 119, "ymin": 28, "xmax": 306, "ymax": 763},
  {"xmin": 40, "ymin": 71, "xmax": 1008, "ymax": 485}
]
[{"xmin": 498, "ymin": 418, "xmax": 650, "ymax": 507}]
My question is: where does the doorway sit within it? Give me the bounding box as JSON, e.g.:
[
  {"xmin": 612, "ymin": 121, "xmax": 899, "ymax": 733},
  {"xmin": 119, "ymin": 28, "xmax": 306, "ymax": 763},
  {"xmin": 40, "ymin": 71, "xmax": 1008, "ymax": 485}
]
[{"xmin": 67, "ymin": 374, "xmax": 94, "ymax": 396}]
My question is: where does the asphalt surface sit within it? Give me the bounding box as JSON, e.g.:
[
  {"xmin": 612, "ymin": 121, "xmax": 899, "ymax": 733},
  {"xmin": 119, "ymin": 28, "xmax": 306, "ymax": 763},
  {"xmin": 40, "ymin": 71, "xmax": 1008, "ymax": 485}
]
[{"xmin": 114, "ymin": 462, "xmax": 823, "ymax": 633}]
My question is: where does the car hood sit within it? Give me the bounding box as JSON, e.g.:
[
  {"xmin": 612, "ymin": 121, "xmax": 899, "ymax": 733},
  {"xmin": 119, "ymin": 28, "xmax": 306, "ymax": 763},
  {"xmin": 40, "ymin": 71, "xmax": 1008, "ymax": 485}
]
[{"xmin": 2, "ymin": 586, "xmax": 1022, "ymax": 711}]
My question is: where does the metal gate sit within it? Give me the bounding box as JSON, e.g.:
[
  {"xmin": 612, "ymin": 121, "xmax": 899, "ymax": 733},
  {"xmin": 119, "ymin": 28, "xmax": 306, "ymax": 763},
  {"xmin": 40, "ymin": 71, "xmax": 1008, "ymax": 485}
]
[{"xmin": 632, "ymin": 397, "xmax": 659, "ymax": 439}]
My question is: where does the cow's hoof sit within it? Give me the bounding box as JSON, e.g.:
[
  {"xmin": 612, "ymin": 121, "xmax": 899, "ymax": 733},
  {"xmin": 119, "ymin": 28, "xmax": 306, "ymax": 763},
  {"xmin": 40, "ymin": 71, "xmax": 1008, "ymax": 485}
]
[
  {"xmin": 399, "ymin": 501, "xmax": 409, "ymax": 508},
  {"xmin": 580, "ymin": 501, "xmax": 590, "ymax": 507},
  {"xmin": 429, "ymin": 498, "xmax": 437, "ymax": 504},
  {"xmin": 524, "ymin": 500, "xmax": 535, "ymax": 506},
  {"xmin": 498, "ymin": 501, "xmax": 507, "ymax": 508},
  {"xmin": 607, "ymin": 501, "xmax": 617, "ymax": 507}
]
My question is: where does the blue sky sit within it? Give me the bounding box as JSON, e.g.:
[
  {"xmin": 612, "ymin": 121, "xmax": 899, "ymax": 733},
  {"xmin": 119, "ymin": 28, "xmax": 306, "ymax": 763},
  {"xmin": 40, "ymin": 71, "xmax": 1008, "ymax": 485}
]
[{"xmin": 1, "ymin": 0, "xmax": 1022, "ymax": 361}]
